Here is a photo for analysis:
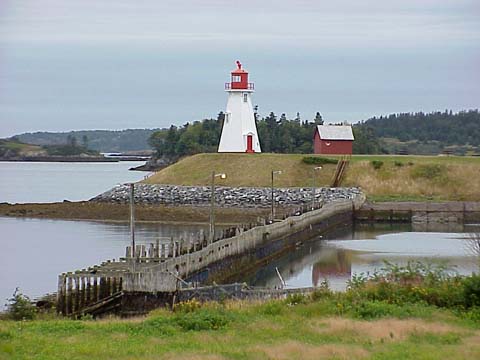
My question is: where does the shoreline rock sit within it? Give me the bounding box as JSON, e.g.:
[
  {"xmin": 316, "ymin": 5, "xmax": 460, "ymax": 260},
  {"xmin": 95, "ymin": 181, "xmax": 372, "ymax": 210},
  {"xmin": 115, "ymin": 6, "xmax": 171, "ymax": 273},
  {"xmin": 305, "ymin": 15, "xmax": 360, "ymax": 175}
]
[{"xmin": 91, "ymin": 184, "xmax": 362, "ymax": 208}]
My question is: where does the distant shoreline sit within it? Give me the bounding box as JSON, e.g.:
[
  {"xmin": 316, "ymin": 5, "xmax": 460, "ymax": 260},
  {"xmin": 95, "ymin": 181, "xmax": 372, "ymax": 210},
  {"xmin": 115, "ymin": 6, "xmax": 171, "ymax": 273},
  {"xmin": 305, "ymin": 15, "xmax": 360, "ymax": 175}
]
[{"xmin": 0, "ymin": 156, "xmax": 148, "ymax": 163}]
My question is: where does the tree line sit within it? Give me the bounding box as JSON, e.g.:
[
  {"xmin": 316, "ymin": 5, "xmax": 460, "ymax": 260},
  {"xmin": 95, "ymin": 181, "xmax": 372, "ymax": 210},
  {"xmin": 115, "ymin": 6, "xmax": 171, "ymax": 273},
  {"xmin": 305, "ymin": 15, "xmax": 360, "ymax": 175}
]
[
  {"xmin": 149, "ymin": 112, "xmax": 328, "ymax": 157},
  {"xmin": 358, "ymin": 109, "xmax": 480, "ymax": 146}
]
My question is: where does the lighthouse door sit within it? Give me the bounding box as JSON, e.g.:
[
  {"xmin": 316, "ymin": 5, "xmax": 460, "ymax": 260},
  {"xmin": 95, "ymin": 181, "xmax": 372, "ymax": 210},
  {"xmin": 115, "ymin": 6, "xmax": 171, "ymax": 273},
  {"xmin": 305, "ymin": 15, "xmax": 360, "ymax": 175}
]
[{"xmin": 246, "ymin": 135, "xmax": 254, "ymax": 153}]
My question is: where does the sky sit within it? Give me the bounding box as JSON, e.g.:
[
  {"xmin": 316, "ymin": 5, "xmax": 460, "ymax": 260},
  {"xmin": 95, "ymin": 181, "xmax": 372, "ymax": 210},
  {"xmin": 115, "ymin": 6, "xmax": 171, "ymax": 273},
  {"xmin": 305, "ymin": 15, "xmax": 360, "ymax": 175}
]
[{"xmin": 0, "ymin": 0, "xmax": 479, "ymax": 137}]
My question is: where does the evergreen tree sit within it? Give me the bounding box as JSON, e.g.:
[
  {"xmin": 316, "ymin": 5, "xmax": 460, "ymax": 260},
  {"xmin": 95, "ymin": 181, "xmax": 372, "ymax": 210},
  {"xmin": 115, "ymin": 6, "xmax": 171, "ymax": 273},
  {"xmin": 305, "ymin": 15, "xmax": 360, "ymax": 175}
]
[{"xmin": 314, "ymin": 112, "xmax": 324, "ymax": 125}]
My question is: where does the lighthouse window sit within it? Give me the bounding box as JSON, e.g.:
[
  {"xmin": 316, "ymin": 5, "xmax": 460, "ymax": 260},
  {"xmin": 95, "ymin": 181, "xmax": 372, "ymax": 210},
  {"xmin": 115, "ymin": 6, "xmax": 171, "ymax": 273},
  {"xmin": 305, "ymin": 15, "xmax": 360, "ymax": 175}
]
[
  {"xmin": 243, "ymin": 93, "xmax": 248, "ymax": 102},
  {"xmin": 232, "ymin": 75, "xmax": 241, "ymax": 83}
]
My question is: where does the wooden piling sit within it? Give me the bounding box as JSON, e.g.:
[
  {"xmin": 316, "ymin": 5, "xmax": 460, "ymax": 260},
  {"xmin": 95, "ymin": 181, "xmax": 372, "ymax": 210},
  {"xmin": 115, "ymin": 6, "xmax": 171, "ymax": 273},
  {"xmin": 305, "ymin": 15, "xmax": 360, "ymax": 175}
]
[
  {"xmin": 93, "ymin": 277, "xmax": 99, "ymax": 302},
  {"xmin": 74, "ymin": 276, "xmax": 80, "ymax": 314},
  {"xmin": 79, "ymin": 277, "xmax": 85, "ymax": 311},
  {"xmin": 86, "ymin": 277, "xmax": 91, "ymax": 306},
  {"xmin": 66, "ymin": 275, "xmax": 73, "ymax": 315},
  {"xmin": 57, "ymin": 274, "xmax": 66, "ymax": 315}
]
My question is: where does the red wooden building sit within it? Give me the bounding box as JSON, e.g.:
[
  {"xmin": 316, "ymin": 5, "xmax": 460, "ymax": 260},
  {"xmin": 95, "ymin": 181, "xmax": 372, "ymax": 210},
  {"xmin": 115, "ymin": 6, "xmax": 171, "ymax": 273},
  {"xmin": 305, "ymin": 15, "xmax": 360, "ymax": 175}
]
[{"xmin": 313, "ymin": 125, "xmax": 354, "ymax": 155}]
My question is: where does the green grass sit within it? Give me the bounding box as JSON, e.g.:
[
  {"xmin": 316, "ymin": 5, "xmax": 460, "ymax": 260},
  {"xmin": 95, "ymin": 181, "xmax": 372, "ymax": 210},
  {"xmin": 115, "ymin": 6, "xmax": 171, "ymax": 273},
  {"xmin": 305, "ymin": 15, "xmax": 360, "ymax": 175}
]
[
  {"xmin": 144, "ymin": 153, "xmax": 480, "ymax": 201},
  {"xmin": 3, "ymin": 266, "xmax": 480, "ymax": 359},
  {"xmin": 1, "ymin": 299, "xmax": 479, "ymax": 359}
]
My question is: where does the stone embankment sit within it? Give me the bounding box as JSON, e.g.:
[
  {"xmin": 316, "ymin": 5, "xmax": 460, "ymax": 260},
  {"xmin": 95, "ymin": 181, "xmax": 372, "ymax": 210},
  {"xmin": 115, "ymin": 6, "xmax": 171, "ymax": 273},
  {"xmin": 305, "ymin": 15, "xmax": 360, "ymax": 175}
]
[{"xmin": 91, "ymin": 184, "xmax": 362, "ymax": 208}]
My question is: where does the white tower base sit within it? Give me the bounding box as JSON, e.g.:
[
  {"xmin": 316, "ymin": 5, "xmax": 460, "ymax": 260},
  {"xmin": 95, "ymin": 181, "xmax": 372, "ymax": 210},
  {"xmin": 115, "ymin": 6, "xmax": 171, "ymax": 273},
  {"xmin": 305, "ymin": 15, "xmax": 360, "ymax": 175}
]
[{"xmin": 218, "ymin": 89, "xmax": 261, "ymax": 153}]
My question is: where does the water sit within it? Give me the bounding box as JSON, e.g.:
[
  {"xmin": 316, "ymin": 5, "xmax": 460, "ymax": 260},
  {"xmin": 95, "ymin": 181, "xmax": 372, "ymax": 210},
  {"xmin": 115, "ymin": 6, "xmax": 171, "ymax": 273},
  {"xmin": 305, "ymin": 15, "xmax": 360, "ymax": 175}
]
[
  {"xmin": 243, "ymin": 223, "xmax": 480, "ymax": 291},
  {"xmin": 1, "ymin": 217, "xmax": 479, "ymax": 308},
  {"xmin": 0, "ymin": 217, "xmax": 212, "ymax": 307},
  {"xmin": 0, "ymin": 161, "xmax": 146, "ymax": 204}
]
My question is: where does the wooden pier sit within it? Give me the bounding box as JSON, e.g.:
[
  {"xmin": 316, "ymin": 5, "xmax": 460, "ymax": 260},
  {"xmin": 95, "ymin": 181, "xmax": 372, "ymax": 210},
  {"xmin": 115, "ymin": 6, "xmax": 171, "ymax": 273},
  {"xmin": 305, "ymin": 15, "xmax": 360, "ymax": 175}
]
[{"xmin": 57, "ymin": 197, "xmax": 365, "ymax": 317}]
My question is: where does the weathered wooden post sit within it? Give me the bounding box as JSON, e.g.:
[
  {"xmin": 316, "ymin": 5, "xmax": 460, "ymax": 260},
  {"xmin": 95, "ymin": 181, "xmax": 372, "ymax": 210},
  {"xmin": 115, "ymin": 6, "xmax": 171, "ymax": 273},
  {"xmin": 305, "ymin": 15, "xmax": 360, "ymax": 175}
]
[
  {"xmin": 57, "ymin": 274, "xmax": 66, "ymax": 315},
  {"xmin": 106, "ymin": 277, "xmax": 112, "ymax": 297},
  {"xmin": 66, "ymin": 275, "xmax": 73, "ymax": 315},
  {"xmin": 99, "ymin": 277, "xmax": 106, "ymax": 299},
  {"xmin": 86, "ymin": 277, "xmax": 91, "ymax": 306},
  {"xmin": 93, "ymin": 277, "xmax": 99, "ymax": 302},
  {"xmin": 112, "ymin": 277, "xmax": 118, "ymax": 294},
  {"xmin": 74, "ymin": 276, "xmax": 80, "ymax": 314},
  {"xmin": 161, "ymin": 243, "xmax": 166, "ymax": 259},
  {"xmin": 79, "ymin": 277, "xmax": 85, "ymax": 312}
]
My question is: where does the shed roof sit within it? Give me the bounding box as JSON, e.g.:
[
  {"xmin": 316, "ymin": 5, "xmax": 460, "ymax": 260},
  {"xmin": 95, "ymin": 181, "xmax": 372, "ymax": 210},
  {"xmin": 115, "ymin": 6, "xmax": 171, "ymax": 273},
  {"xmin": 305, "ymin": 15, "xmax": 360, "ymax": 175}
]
[{"xmin": 316, "ymin": 125, "xmax": 354, "ymax": 140}]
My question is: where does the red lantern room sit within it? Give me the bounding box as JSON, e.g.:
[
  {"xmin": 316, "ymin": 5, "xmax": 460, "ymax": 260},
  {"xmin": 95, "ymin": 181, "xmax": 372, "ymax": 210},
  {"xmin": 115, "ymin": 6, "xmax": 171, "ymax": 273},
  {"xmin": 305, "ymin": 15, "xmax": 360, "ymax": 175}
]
[{"xmin": 225, "ymin": 60, "xmax": 254, "ymax": 90}]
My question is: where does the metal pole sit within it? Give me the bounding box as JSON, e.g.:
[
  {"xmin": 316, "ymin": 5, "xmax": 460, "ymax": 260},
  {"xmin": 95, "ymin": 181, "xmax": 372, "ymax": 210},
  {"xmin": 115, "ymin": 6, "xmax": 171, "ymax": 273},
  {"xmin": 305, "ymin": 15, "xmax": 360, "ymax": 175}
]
[
  {"xmin": 312, "ymin": 168, "xmax": 316, "ymax": 210},
  {"xmin": 209, "ymin": 171, "xmax": 215, "ymax": 245},
  {"xmin": 129, "ymin": 183, "xmax": 136, "ymax": 271},
  {"xmin": 271, "ymin": 170, "xmax": 274, "ymax": 222}
]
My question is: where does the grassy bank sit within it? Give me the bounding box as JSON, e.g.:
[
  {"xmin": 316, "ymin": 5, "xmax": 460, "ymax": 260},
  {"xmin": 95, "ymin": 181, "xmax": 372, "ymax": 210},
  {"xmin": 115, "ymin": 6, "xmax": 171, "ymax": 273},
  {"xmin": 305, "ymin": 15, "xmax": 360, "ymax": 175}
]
[
  {"xmin": 0, "ymin": 202, "xmax": 269, "ymax": 225},
  {"xmin": 2, "ymin": 263, "xmax": 480, "ymax": 359},
  {"xmin": 144, "ymin": 153, "xmax": 480, "ymax": 201}
]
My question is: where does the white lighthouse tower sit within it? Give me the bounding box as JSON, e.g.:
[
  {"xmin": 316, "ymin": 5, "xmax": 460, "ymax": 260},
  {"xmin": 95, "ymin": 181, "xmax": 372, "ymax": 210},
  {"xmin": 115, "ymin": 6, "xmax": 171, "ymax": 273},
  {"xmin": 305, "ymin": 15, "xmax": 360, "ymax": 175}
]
[{"xmin": 218, "ymin": 61, "xmax": 261, "ymax": 153}]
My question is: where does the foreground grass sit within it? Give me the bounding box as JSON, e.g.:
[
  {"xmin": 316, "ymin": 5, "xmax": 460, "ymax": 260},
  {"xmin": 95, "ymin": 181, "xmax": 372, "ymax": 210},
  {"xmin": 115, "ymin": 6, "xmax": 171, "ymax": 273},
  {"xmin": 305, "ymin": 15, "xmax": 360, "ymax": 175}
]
[
  {"xmin": 3, "ymin": 263, "xmax": 480, "ymax": 359},
  {"xmin": 1, "ymin": 297, "xmax": 479, "ymax": 360},
  {"xmin": 144, "ymin": 153, "xmax": 480, "ymax": 202}
]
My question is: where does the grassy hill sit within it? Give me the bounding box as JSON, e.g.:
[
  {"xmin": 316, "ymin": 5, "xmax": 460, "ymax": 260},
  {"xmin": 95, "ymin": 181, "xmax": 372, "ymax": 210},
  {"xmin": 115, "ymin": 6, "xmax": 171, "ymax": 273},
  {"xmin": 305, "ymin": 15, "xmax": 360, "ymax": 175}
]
[
  {"xmin": 0, "ymin": 139, "xmax": 46, "ymax": 157},
  {"xmin": 16, "ymin": 129, "xmax": 157, "ymax": 152},
  {"xmin": 144, "ymin": 153, "xmax": 480, "ymax": 201}
]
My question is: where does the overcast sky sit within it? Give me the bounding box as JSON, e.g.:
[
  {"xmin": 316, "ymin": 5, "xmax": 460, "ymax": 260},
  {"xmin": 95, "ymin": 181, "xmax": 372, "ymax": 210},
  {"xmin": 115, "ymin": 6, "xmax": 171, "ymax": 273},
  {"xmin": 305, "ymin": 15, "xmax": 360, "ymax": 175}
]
[{"xmin": 0, "ymin": 0, "xmax": 479, "ymax": 137}]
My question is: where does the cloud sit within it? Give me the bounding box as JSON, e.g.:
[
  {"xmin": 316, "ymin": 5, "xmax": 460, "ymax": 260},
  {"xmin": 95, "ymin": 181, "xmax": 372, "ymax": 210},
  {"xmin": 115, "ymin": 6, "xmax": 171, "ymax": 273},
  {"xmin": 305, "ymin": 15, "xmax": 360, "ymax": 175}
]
[{"xmin": 0, "ymin": 0, "xmax": 478, "ymax": 49}]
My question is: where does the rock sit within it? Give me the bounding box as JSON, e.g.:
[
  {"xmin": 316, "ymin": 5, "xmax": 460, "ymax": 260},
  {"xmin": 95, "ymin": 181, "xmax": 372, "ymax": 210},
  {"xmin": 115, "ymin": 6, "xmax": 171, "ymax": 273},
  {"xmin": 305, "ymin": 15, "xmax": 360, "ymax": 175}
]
[{"xmin": 90, "ymin": 184, "xmax": 362, "ymax": 208}]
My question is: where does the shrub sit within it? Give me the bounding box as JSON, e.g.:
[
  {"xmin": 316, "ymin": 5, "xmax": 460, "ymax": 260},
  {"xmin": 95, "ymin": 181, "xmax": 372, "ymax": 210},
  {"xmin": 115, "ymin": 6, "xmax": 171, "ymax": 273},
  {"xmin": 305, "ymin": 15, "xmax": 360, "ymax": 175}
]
[
  {"xmin": 5, "ymin": 288, "xmax": 36, "ymax": 320},
  {"xmin": 462, "ymin": 274, "xmax": 480, "ymax": 308},
  {"xmin": 302, "ymin": 156, "xmax": 338, "ymax": 165},
  {"xmin": 260, "ymin": 301, "xmax": 284, "ymax": 316},
  {"xmin": 285, "ymin": 293, "xmax": 308, "ymax": 306},
  {"xmin": 394, "ymin": 161, "xmax": 404, "ymax": 167},
  {"xmin": 371, "ymin": 160, "xmax": 384, "ymax": 170},
  {"xmin": 174, "ymin": 299, "xmax": 202, "ymax": 313},
  {"xmin": 411, "ymin": 164, "xmax": 447, "ymax": 180},
  {"xmin": 352, "ymin": 301, "xmax": 400, "ymax": 319},
  {"xmin": 174, "ymin": 308, "xmax": 230, "ymax": 331},
  {"xmin": 311, "ymin": 280, "xmax": 333, "ymax": 301}
]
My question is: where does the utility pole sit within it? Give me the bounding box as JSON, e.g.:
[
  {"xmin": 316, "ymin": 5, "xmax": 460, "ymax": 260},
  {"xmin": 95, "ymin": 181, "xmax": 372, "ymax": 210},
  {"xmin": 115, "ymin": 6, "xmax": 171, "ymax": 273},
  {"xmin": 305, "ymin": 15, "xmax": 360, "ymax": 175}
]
[
  {"xmin": 209, "ymin": 171, "xmax": 215, "ymax": 245},
  {"xmin": 209, "ymin": 172, "xmax": 226, "ymax": 245},
  {"xmin": 312, "ymin": 166, "xmax": 322, "ymax": 210},
  {"xmin": 271, "ymin": 170, "xmax": 282, "ymax": 222},
  {"xmin": 129, "ymin": 183, "xmax": 136, "ymax": 271}
]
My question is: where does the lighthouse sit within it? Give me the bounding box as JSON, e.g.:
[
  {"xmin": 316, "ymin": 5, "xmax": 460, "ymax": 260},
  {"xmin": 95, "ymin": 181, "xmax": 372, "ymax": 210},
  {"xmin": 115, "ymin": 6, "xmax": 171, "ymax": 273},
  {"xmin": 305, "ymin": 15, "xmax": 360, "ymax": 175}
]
[{"xmin": 218, "ymin": 61, "xmax": 261, "ymax": 153}]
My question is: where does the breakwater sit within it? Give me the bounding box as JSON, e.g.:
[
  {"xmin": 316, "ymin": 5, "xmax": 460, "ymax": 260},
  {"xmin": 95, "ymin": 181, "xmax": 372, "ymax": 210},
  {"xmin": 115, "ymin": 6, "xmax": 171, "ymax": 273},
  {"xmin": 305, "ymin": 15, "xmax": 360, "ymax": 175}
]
[
  {"xmin": 91, "ymin": 184, "xmax": 361, "ymax": 208},
  {"xmin": 57, "ymin": 193, "xmax": 365, "ymax": 317},
  {"xmin": 356, "ymin": 201, "xmax": 480, "ymax": 227}
]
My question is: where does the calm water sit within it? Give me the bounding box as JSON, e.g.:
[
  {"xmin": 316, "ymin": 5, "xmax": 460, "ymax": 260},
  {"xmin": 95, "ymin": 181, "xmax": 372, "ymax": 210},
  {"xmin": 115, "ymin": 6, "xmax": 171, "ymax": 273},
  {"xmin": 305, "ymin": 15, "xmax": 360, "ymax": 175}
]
[
  {"xmin": 0, "ymin": 161, "xmax": 146, "ymax": 204},
  {"xmin": 0, "ymin": 217, "xmax": 213, "ymax": 307},
  {"xmin": 1, "ymin": 217, "xmax": 479, "ymax": 308},
  {"xmin": 243, "ymin": 223, "xmax": 480, "ymax": 291}
]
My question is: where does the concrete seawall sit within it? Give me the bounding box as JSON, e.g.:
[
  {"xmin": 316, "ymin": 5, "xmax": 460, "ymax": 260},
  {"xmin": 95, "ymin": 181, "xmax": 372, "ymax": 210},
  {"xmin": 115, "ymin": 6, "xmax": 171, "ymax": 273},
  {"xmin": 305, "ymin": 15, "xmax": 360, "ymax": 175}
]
[
  {"xmin": 122, "ymin": 194, "xmax": 366, "ymax": 294},
  {"xmin": 356, "ymin": 201, "xmax": 480, "ymax": 226},
  {"xmin": 57, "ymin": 194, "xmax": 365, "ymax": 317}
]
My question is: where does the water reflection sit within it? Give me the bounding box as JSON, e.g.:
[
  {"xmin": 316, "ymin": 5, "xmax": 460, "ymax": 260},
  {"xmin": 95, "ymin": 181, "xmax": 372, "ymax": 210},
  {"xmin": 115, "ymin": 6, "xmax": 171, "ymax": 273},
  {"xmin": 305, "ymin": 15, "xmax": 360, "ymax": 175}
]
[
  {"xmin": 244, "ymin": 223, "xmax": 480, "ymax": 290},
  {"xmin": 0, "ymin": 217, "xmax": 218, "ymax": 307},
  {"xmin": 1, "ymin": 216, "xmax": 479, "ymax": 308}
]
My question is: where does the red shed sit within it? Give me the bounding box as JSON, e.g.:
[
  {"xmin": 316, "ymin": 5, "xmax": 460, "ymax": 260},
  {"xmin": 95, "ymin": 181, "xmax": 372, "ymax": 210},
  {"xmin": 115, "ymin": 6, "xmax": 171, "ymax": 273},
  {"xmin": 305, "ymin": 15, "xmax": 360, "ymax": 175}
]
[{"xmin": 314, "ymin": 125, "xmax": 354, "ymax": 154}]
